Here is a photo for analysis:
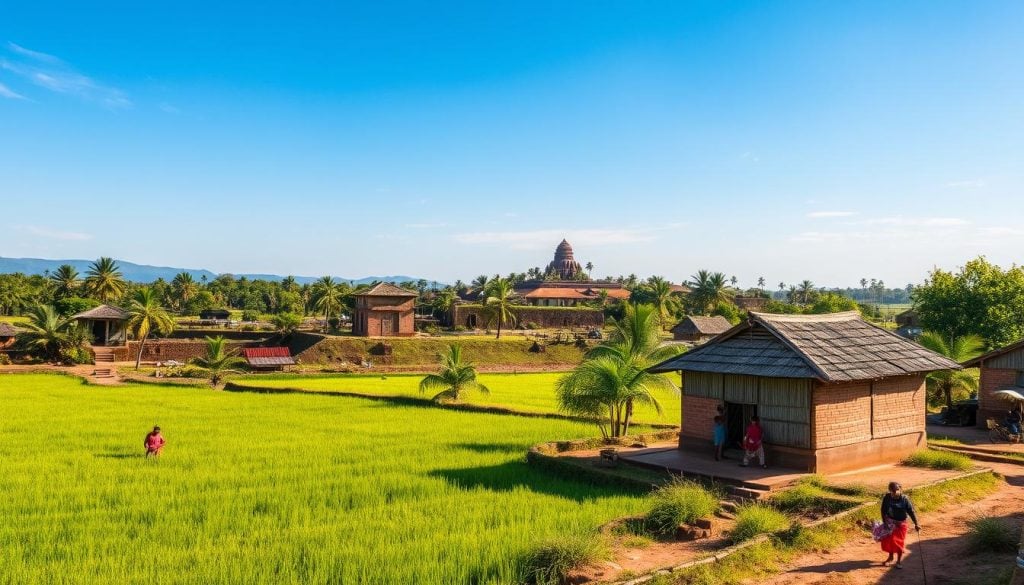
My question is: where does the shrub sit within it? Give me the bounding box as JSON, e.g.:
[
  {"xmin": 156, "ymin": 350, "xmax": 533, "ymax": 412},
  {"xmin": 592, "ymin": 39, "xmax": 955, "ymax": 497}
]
[
  {"xmin": 731, "ymin": 504, "xmax": 791, "ymax": 542},
  {"xmin": 523, "ymin": 534, "xmax": 607, "ymax": 585},
  {"xmin": 645, "ymin": 480, "xmax": 719, "ymax": 534},
  {"xmin": 966, "ymin": 516, "xmax": 1020, "ymax": 553},
  {"xmin": 241, "ymin": 310, "xmax": 260, "ymax": 322},
  {"xmin": 903, "ymin": 449, "xmax": 973, "ymax": 471},
  {"xmin": 0, "ymin": 353, "xmax": 10, "ymax": 365}
]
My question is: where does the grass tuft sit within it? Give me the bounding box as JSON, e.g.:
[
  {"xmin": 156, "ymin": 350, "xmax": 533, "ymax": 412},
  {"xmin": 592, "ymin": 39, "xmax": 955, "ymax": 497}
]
[
  {"xmin": 644, "ymin": 479, "xmax": 720, "ymax": 535},
  {"xmin": 523, "ymin": 534, "xmax": 608, "ymax": 585},
  {"xmin": 730, "ymin": 503, "xmax": 792, "ymax": 542},
  {"xmin": 903, "ymin": 449, "xmax": 973, "ymax": 471},
  {"xmin": 910, "ymin": 471, "xmax": 1001, "ymax": 513},
  {"xmin": 770, "ymin": 483, "xmax": 858, "ymax": 516},
  {"xmin": 966, "ymin": 515, "xmax": 1021, "ymax": 554}
]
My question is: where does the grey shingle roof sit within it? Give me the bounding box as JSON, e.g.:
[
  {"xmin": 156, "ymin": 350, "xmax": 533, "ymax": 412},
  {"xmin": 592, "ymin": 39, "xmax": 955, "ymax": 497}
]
[
  {"xmin": 0, "ymin": 322, "xmax": 18, "ymax": 337},
  {"xmin": 71, "ymin": 304, "xmax": 130, "ymax": 320},
  {"xmin": 651, "ymin": 311, "xmax": 961, "ymax": 381},
  {"xmin": 671, "ymin": 315, "xmax": 733, "ymax": 336}
]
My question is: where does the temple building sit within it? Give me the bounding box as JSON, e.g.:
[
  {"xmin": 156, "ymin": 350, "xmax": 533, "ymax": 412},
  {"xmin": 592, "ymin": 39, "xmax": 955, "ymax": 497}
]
[{"xmin": 545, "ymin": 239, "xmax": 584, "ymax": 280}]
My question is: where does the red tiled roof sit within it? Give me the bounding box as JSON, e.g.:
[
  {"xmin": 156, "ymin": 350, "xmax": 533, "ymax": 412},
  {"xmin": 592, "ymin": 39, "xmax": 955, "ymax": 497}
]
[
  {"xmin": 357, "ymin": 283, "xmax": 418, "ymax": 298},
  {"xmin": 242, "ymin": 347, "xmax": 295, "ymax": 366},
  {"xmin": 522, "ymin": 288, "xmax": 589, "ymax": 299}
]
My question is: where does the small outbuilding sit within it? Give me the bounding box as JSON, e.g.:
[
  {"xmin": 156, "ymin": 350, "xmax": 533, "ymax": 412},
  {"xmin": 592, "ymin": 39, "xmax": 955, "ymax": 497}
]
[
  {"xmin": 352, "ymin": 283, "xmax": 417, "ymax": 337},
  {"xmin": 0, "ymin": 322, "xmax": 17, "ymax": 350},
  {"xmin": 71, "ymin": 304, "xmax": 129, "ymax": 346},
  {"xmin": 961, "ymin": 339, "xmax": 1024, "ymax": 426},
  {"xmin": 199, "ymin": 309, "xmax": 231, "ymax": 320},
  {"xmin": 242, "ymin": 347, "xmax": 295, "ymax": 371},
  {"xmin": 650, "ymin": 311, "xmax": 960, "ymax": 473},
  {"xmin": 671, "ymin": 316, "xmax": 732, "ymax": 343}
]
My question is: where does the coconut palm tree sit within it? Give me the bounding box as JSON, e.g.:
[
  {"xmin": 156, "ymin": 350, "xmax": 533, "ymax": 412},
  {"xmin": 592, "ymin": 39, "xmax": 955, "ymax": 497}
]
[
  {"xmin": 688, "ymin": 270, "xmax": 733, "ymax": 315},
  {"xmin": 172, "ymin": 272, "xmax": 200, "ymax": 311},
  {"xmin": 585, "ymin": 261, "xmax": 594, "ymax": 278},
  {"xmin": 19, "ymin": 304, "xmax": 88, "ymax": 362},
  {"xmin": 757, "ymin": 276, "xmax": 766, "ymax": 292},
  {"xmin": 917, "ymin": 332, "xmax": 985, "ymax": 411},
  {"xmin": 312, "ymin": 276, "xmax": 347, "ymax": 323},
  {"xmin": 50, "ymin": 264, "xmax": 80, "ymax": 299},
  {"xmin": 432, "ymin": 288, "xmax": 458, "ymax": 326},
  {"xmin": 797, "ymin": 280, "xmax": 816, "ymax": 304},
  {"xmin": 191, "ymin": 335, "xmax": 246, "ymax": 388},
  {"xmin": 84, "ymin": 257, "xmax": 127, "ymax": 303},
  {"xmin": 126, "ymin": 287, "xmax": 175, "ymax": 370},
  {"xmin": 645, "ymin": 276, "xmax": 678, "ymax": 329},
  {"xmin": 418, "ymin": 344, "xmax": 490, "ymax": 402},
  {"xmin": 481, "ymin": 278, "xmax": 517, "ymax": 338}
]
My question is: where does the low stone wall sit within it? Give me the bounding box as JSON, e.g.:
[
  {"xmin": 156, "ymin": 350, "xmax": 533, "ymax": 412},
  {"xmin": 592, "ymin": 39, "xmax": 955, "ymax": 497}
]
[
  {"xmin": 452, "ymin": 304, "xmax": 605, "ymax": 330},
  {"xmin": 109, "ymin": 339, "xmax": 261, "ymax": 362}
]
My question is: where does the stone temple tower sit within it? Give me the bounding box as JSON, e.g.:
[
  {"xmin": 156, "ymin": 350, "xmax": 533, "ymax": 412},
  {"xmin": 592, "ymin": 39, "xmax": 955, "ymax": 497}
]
[{"xmin": 545, "ymin": 239, "xmax": 583, "ymax": 280}]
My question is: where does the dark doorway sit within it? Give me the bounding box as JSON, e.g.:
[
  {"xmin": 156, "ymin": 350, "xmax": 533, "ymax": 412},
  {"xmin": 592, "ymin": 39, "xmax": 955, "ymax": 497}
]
[
  {"xmin": 91, "ymin": 320, "xmax": 107, "ymax": 345},
  {"xmin": 466, "ymin": 314, "xmax": 478, "ymax": 328},
  {"xmin": 725, "ymin": 402, "xmax": 757, "ymax": 449}
]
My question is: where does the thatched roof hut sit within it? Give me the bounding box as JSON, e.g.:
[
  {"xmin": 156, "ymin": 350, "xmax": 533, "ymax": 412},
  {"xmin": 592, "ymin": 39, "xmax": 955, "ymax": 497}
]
[{"xmin": 670, "ymin": 315, "xmax": 732, "ymax": 342}]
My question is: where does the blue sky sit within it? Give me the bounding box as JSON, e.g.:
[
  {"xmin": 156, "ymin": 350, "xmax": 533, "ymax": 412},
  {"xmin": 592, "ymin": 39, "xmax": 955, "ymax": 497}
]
[{"xmin": 2, "ymin": 1, "xmax": 1023, "ymax": 287}]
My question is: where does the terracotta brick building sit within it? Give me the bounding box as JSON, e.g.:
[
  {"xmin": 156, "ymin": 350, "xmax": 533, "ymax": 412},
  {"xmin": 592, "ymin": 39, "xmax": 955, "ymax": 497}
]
[
  {"xmin": 962, "ymin": 339, "xmax": 1024, "ymax": 426},
  {"xmin": 352, "ymin": 283, "xmax": 417, "ymax": 337},
  {"xmin": 651, "ymin": 311, "xmax": 960, "ymax": 473}
]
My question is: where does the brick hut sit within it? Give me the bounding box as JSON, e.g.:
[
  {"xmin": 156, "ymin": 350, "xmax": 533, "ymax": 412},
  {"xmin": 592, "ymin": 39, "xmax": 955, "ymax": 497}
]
[
  {"xmin": 0, "ymin": 322, "xmax": 18, "ymax": 350},
  {"xmin": 671, "ymin": 316, "xmax": 732, "ymax": 343},
  {"xmin": 962, "ymin": 339, "xmax": 1024, "ymax": 426},
  {"xmin": 352, "ymin": 283, "xmax": 417, "ymax": 337},
  {"xmin": 650, "ymin": 311, "xmax": 960, "ymax": 473},
  {"xmin": 71, "ymin": 304, "xmax": 129, "ymax": 346}
]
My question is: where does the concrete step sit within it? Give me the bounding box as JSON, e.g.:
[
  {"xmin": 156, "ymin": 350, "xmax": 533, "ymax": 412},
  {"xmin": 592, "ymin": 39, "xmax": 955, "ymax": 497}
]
[
  {"xmin": 726, "ymin": 485, "xmax": 770, "ymax": 502},
  {"xmin": 93, "ymin": 368, "xmax": 114, "ymax": 378}
]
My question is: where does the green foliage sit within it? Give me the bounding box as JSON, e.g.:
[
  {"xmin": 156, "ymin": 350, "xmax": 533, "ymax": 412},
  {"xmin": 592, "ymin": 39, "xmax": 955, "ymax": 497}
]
[
  {"xmin": 523, "ymin": 534, "xmax": 608, "ymax": 585},
  {"xmin": 645, "ymin": 480, "xmax": 719, "ymax": 534},
  {"xmin": 687, "ymin": 270, "xmax": 734, "ymax": 315},
  {"xmin": 481, "ymin": 278, "xmax": 518, "ymax": 338},
  {"xmin": 49, "ymin": 264, "xmax": 80, "ymax": 299},
  {"xmin": 271, "ymin": 312, "xmax": 303, "ymax": 334},
  {"xmin": 730, "ymin": 504, "xmax": 792, "ymax": 542},
  {"xmin": 16, "ymin": 304, "xmax": 92, "ymax": 363},
  {"xmin": 909, "ymin": 471, "xmax": 1001, "ymax": 513},
  {"xmin": 770, "ymin": 482, "xmax": 857, "ymax": 515},
  {"xmin": 240, "ymin": 309, "xmax": 261, "ymax": 322},
  {"xmin": 126, "ymin": 287, "xmax": 176, "ymax": 370},
  {"xmin": 419, "ymin": 344, "xmax": 490, "ymax": 402},
  {"xmin": 966, "ymin": 516, "xmax": 1020, "ymax": 554},
  {"xmin": 53, "ymin": 296, "xmax": 100, "ymax": 317},
  {"xmin": 903, "ymin": 449, "xmax": 973, "ymax": 471},
  {"xmin": 0, "ymin": 373, "xmax": 644, "ymax": 585},
  {"xmin": 710, "ymin": 301, "xmax": 744, "ymax": 324},
  {"xmin": 914, "ymin": 256, "xmax": 1024, "ymax": 348},
  {"xmin": 83, "ymin": 257, "xmax": 127, "ymax": 303},
  {"xmin": 917, "ymin": 332, "xmax": 984, "ymax": 408},
  {"xmin": 191, "ymin": 335, "xmax": 246, "ymax": 388},
  {"xmin": 761, "ymin": 292, "xmax": 860, "ymax": 316}
]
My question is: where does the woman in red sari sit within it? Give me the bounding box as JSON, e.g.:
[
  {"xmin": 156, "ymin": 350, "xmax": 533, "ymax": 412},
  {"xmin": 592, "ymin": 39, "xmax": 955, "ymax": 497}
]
[{"xmin": 880, "ymin": 481, "xmax": 919, "ymax": 568}]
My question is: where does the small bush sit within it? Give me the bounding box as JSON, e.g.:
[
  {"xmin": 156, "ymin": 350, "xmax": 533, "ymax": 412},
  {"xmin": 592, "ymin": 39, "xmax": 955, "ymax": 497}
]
[
  {"xmin": 731, "ymin": 504, "xmax": 791, "ymax": 542},
  {"xmin": 645, "ymin": 480, "xmax": 719, "ymax": 534},
  {"xmin": 966, "ymin": 516, "xmax": 1020, "ymax": 553},
  {"xmin": 0, "ymin": 353, "xmax": 10, "ymax": 365},
  {"xmin": 523, "ymin": 534, "xmax": 607, "ymax": 585},
  {"xmin": 770, "ymin": 484, "xmax": 852, "ymax": 515},
  {"xmin": 903, "ymin": 449, "xmax": 973, "ymax": 471},
  {"xmin": 241, "ymin": 310, "xmax": 260, "ymax": 322}
]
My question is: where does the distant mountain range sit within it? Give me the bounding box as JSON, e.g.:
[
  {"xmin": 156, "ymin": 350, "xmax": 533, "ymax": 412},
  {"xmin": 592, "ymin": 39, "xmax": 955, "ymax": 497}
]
[{"xmin": 0, "ymin": 257, "xmax": 431, "ymax": 286}]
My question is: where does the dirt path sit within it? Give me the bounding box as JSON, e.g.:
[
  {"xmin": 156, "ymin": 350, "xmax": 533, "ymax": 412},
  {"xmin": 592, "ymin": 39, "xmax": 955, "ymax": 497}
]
[{"xmin": 754, "ymin": 462, "xmax": 1024, "ymax": 585}]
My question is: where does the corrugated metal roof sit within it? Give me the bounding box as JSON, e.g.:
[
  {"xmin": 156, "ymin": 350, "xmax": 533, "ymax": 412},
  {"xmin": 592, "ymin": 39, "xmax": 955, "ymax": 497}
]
[{"xmin": 242, "ymin": 347, "xmax": 295, "ymax": 366}]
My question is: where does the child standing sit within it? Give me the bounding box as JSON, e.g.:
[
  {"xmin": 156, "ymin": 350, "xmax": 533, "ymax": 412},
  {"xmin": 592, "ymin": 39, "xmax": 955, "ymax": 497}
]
[
  {"xmin": 144, "ymin": 426, "xmax": 165, "ymax": 458},
  {"xmin": 712, "ymin": 415, "xmax": 726, "ymax": 461}
]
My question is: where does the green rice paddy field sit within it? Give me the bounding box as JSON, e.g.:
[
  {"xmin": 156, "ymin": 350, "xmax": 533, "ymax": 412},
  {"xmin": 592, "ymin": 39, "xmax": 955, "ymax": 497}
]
[
  {"xmin": 230, "ymin": 372, "xmax": 682, "ymax": 424},
  {"xmin": 0, "ymin": 374, "xmax": 647, "ymax": 584}
]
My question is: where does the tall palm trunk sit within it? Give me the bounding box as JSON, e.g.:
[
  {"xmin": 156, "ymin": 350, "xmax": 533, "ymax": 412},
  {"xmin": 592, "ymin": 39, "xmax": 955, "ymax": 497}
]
[
  {"xmin": 496, "ymin": 317, "xmax": 502, "ymax": 339},
  {"xmin": 135, "ymin": 333, "xmax": 149, "ymax": 370}
]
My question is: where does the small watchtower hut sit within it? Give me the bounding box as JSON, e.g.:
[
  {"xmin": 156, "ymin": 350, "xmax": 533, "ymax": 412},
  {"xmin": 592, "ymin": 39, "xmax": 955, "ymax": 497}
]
[
  {"xmin": 71, "ymin": 304, "xmax": 129, "ymax": 346},
  {"xmin": 352, "ymin": 283, "xmax": 417, "ymax": 337}
]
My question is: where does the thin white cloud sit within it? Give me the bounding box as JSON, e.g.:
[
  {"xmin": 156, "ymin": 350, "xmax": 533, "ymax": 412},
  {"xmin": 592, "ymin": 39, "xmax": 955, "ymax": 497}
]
[
  {"xmin": 404, "ymin": 222, "xmax": 448, "ymax": 229},
  {"xmin": 453, "ymin": 225, "xmax": 682, "ymax": 250},
  {"xmin": 0, "ymin": 81, "xmax": 24, "ymax": 99},
  {"xmin": 807, "ymin": 211, "xmax": 858, "ymax": 218},
  {"xmin": 18, "ymin": 225, "xmax": 94, "ymax": 241},
  {"xmin": 861, "ymin": 216, "xmax": 969, "ymax": 227},
  {"xmin": 1, "ymin": 42, "xmax": 131, "ymax": 108}
]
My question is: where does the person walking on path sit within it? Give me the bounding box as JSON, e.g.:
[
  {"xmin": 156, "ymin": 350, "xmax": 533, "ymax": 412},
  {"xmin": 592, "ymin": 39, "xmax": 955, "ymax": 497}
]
[
  {"xmin": 740, "ymin": 415, "xmax": 766, "ymax": 468},
  {"xmin": 712, "ymin": 415, "xmax": 727, "ymax": 461},
  {"xmin": 144, "ymin": 426, "xmax": 165, "ymax": 458},
  {"xmin": 880, "ymin": 481, "xmax": 919, "ymax": 569}
]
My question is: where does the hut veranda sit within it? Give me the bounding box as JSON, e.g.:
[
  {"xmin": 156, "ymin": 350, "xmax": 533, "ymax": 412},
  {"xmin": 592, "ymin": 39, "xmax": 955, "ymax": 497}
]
[{"xmin": 651, "ymin": 311, "xmax": 960, "ymax": 473}]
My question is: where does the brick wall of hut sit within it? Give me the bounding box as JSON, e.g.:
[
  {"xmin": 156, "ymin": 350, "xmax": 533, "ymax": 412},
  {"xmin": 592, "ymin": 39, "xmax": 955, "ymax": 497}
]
[
  {"xmin": 107, "ymin": 339, "xmax": 261, "ymax": 362},
  {"xmin": 978, "ymin": 367, "xmax": 1019, "ymax": 426},
  {"xmin": 452, "ymin": 305, "xmax": 604, "ymax": 330}
]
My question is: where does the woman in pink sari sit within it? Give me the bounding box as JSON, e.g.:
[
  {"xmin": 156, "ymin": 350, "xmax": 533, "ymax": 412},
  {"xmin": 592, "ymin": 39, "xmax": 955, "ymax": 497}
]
[{"xmin": 144, "ymin": 426, "xmax": 165, "ymax": 458}]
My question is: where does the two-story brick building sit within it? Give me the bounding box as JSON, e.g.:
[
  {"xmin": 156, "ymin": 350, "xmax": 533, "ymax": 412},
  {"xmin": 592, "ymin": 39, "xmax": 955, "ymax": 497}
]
[
  {"xmin": 650, "ymin": 311, "xmax": 960, "ymax": 473},
  {"xmin": 962, "ymin": 339, "xmax": 1024, "ymax": 426},
  {"xmin": 351, "ymin": 283, "xmax": 417, "ymax": 337}
]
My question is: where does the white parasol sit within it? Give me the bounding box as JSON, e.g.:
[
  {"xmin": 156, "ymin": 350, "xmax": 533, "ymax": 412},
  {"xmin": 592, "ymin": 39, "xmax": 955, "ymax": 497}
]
[{"xmin": 993, "ymin": 389, "xmax": 1024, "ymax": 403}]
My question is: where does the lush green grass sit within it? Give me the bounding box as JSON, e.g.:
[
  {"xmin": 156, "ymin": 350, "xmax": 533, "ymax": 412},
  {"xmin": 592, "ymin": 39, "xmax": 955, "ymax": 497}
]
[
  {"xmin": 294, "ymin": 336, "xmax": 588, "ymax": 368},
  {"xmin": 903, "ymin": 449, "xmax": 974, "ymax": 471},
  {"xmin": 230, "ymin": 372, "xmax": 682, "ymax": 425},
  {"xmin": 645, "ymin": 480, "xmax": 720, "ymax": 534},
  {"xmin": 0, "ymin": 374, "xmax": 649, "ymax": 584},
  {"xmin": 730, "ymin": 504, "xmax": 792, "ymax": 543},
  {"xmin": 523, "ymin": 533, "xmax": 608, "ymax": 585},
  {"xmin": 0, "ymin": 315, "xmax": 29, "ymax": 325},
  {"xmin": 966, "ymin": 515, "xmax": 1021, "ymax": 553}
]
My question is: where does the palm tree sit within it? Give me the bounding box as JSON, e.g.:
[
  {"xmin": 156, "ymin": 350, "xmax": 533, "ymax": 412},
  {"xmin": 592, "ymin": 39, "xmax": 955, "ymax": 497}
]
[
  {"xmin": 481, "ymin": 278, "xmax": 517, "ymax": 338},
  {"xmin": 646, "ymin": 276, "xmax": 678, "ymax": 329},
  {"xmin": 471, "ymin": 274, "xmax": 490, "ymax": 295},
  {"xmin": 191, "ymin": 335, "xmax": 246, "ymax": 388},
  {"xmin": 688, "ymin": 270, "xmax": 733, "ymax": 315},
  {"xmin": 84, "ymin": 257, "xmax": 127, "ymax": 303},
  {"xmin": 126, "ymin": 287, "xmax": 175, "ymax": 370},
  {"xmin": 917, "ymin": 332, "xmax": 985, "ymax": 411},
  {"xmin": 757, "ymin": 276, "xmax": 766, "ymax": 293},
  {"xmin": 50, "ymin": 265, "xmax": 80, "ymax": 299},
  {"xmin": 432, "ymin": 289, "xmax": 458, "ymax": 326},
  {"xmin": 312, "ymin": 276, "xmax": 347, "ymax": 323},
  {"xmin": 561, "ymin": 304, "xmax": 682, "ymax": 437},
  {"xmin": 19, "ymin": 304, "xmax": 87, "ymax": 362},
  {"xmin": 419, "ymin": 344, "xmax": 490, "ymax": 402},
  {"xmin": 172, "ymin": 272, "xmax": 200, "ymax": 311},
  {"xmin": 585, "ymin": 261, "xmax": 594, "ymax": 278},
  {"xmin": 797, "ymin": 280, "xmax": 816, "ymax": 304}
]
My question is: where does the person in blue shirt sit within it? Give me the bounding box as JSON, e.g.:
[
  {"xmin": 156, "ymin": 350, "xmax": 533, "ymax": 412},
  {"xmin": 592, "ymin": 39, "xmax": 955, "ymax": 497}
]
[{"xmin": 712, "ymin": 415, "xmax": 727, "ymax": 461}]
